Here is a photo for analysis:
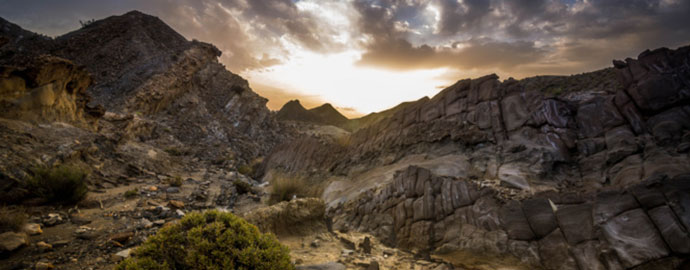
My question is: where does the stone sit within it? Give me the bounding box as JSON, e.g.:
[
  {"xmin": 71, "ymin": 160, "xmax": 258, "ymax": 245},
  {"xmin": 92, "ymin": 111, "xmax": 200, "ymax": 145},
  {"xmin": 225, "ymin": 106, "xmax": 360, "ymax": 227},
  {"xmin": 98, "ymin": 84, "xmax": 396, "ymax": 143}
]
[
  {"xmin": 604, "ymin": 126, "xmax": 638, "ymax": 164},
  {"xmin": 109, "ymin": 231, "xmax": 134, "ymax": 244},
  {"xmin": 647, "ymin": 205, "xmax": 690, "ymax": 253},
  {"xmin": 571, "ymin": 241, "xmax": 606, "ymax": 270},
  {"xmin": 499, "ymin": 200, "xmax": 535, "ymax": 240},
  {"xmin": 23, "ymin": 223, "xmax": 42, "ymax": 235},
  {"xmin": 148, "ymin": 186, "xmax": 158, "ymax": 191},
  {"xmin": 168, "ymin": 200, "xmax": 185, "ymax": 209},
  {"xmin": 538, "ymin": 229, "xmax": 578, "ymax": 270},
  {"xmin": 593, "ymin": 191, "xmax": 639, "ymax": 225},
  {"xmin": 35, "ymin": 262, "xmax": 55, "ymax": 270},
  {"xmin": 0, "ymin": 232, "xmax": 27, "ymax": 252},
  {"xmin": 310, "ymin": 239, "xmax": 320, "ymax": 248},
  {"xmin": 555, "ymin": 204, "xmax": 594, "ymax": 245},
  {"xmin": 115, "ymin": 248, "xmax": 132, "ymax": 258},
  {"xmin": 602, "ymin": 209, "xmax": 669, "ymax": 268},
  {"xmin": 43, "ymin": 213, "xmax": 63, "ymax": 226},
  {"xmin": 360, "ymin": 236, "xmax": 372, "ymax": 254},
  {"xmin": 69, "ymin": 213, "xmax": 92, "ymax": 225},
  {"xmin": 366, "ymin": 261, "xmax": 379, "ymax": 270},
  {"xmin": 522, "ymin": 198, "xmax": 557, "ymax": 238},
  {"xmin": 175, "ymin": 209, "xmax": 185, "ymax": 217},
  {"xmin": 153, "ymin": 220, "xmax": 166, "ymax": 226},
  {"xmin": 576, "ymin": 96, "xmax": 625, "ymax": 138},
  {"xmin": 166, "ymin": 187, "xmax": 180, "ymax": 193},
  {"xmin": 36, "ymin": 241, "xmax": 52, "ymax": 252},
  {"xmin": 296, "ymin": 262, "xmax": 346, "ymax": 270},
  {"xmin": 497, "ymin": 163, "xmax": 531, "ymax": 191}
]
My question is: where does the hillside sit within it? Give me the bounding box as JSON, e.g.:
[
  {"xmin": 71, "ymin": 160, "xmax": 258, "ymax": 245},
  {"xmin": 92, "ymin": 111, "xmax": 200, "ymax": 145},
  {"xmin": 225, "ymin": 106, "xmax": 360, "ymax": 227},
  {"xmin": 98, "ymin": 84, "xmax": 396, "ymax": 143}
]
[{"xmin": 1, "ymin": 10, "xmax": 690, "ymax": 270}]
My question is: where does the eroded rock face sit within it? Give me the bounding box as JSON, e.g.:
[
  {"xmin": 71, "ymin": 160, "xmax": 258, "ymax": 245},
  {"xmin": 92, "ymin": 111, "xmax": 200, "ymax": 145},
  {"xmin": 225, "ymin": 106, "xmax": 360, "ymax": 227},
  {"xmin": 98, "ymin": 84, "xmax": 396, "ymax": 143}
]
[
  {"xmin": 0, "ymin": 55, "xmax": 103, "ymax": 125},
  {"xmin": 329, "ymin": 166, "xmax": 690, "ymax": 270},
  {"xmin": 268, "ymin": 45, "xmax": 690, "ymax": 269}
]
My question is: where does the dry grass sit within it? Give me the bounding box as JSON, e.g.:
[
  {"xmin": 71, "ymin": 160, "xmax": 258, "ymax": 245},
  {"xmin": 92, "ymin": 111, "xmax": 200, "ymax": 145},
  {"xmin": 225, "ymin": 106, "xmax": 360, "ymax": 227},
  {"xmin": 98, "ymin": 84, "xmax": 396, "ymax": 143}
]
[
  {"xmin": 167, "ymin": 175, "xmax": 183, "ymax": 187},
  {"xmin": 268, "ymin": 174, "xmax": 323, "ymax": 205},
  {"xmin": 0, "ymin": 206, "xmax": 27, "ymax": 233},
  {"xmin": 27, "ymin": 164, "xmax": 89, "ymax": 205}
]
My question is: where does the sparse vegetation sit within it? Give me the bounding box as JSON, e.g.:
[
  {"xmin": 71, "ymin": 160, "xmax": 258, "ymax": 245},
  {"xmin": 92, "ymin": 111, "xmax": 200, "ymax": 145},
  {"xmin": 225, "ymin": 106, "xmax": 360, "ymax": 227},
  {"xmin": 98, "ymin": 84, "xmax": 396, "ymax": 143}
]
[
  {"xmin": 167, "ymin": 175, "xmax": 183, "ymax": 187},
  {"xmin": 268, "ymin": 174, "xmax": 322, "ymax": 205},
  {"xmin": 237, "ymin": 164, "xmax": 253, "ymax": 176},
  {"xmin": 124, "ymin": 188, "xmax": 139, "ymax": 199},
  {"xmin": 0, "ymin": 206, "xmax": 26, "ymax": 233},
  {"xmin": 233, "ymin": 179, "xmax": 255, "ymax": 195},
  {"xmin": 164, "ymin": 147, "xmax": 183, "ymax": 156},
  {"xmin": 79, "ymin": 19, "xmax": 95, "ymax": 28},
  {"xmin": 27, "ymin": 164, "xmax": 89, "ymax": 204},
  {"xmin": 116, "ymin": 210, "xmax": 294, "ymax": 270}
]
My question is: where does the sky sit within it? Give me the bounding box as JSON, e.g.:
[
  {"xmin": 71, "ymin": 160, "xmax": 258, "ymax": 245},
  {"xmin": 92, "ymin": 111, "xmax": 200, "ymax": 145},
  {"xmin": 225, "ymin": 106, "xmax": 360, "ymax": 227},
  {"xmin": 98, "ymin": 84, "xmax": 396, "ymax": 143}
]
[{"xmin": 1, "ymin": 0, "xmax": 689, "ymax": 117}]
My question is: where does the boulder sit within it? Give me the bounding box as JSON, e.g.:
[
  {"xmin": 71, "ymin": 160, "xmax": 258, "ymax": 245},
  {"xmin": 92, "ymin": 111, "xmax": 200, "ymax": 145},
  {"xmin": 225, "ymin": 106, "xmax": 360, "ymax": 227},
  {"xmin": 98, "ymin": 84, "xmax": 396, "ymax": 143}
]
[
  {"xmin": 602, "ymin": 209, "xmax": 669, "ymax": 268},
  {"xmin": 647, "ymin": 205, "xmax": 690, "ymax": 253},
  {"xmin": 499, "ymin": 200, "xmax": 535, "ymax": 240},
  {"xmin": 538, "ymin": 229, "xmax": 578, "ymax": 270},
  {"xmin": 0, "ymin": 231, "xmax": 27, "ymax": 252},
  {"xmin": 555, "ymin": 204, "xmax": 594, "ymax": 245},
  {"xmin": 522, "ymin": 198, "xmax": 557, "ymax": 238}
]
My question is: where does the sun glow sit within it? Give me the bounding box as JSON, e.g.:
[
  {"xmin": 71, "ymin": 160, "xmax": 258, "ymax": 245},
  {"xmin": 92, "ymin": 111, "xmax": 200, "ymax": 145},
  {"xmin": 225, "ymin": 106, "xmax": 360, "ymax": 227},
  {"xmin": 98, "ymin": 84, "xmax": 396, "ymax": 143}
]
[{"xmin": 242, "ymin": 48, "xmax": 450, "ymax": 116}]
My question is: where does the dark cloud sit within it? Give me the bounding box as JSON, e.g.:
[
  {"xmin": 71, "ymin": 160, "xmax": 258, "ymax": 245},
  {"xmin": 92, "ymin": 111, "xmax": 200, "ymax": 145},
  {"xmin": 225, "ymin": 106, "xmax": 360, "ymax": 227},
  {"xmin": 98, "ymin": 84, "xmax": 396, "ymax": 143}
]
[{"xmin": 353, "ymin": 0, "xmax": 690, "ymax": 76}]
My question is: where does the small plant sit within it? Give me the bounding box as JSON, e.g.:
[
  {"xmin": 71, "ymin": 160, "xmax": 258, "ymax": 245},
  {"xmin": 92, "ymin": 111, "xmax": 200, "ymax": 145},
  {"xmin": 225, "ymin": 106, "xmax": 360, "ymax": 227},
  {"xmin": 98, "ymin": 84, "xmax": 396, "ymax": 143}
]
[
  {"xmin": 79, "ymin": 19, "xmax": 95, "ymax": 28},
  {"xmin": 268, "ymin": 175, "xmax": 322, "ymax": 205},
  {"xmin": 237, "ymin": 164, "xmax": 253, "ymax": 176},
  {"xmin": 233, "ymin": 179, "xmax": 255, "ymax": 195},
  {"xmin": 167, "ymin": 175, "xmax": 183, "ymax": 187},
  {"xmin": 0, "ymin": 206, "xmax": 26, "ymax": 233},
  {"xmin": 124, "ymin": 188, "xmax": 139, "ymax": 199},
  {"xmin": 117, "ymin": 210, "xmax": 295, "ymax": 270},
  {"xmin": 164, "ymin": 147, "xmax": 183, "ymax": 156},
  {"xmin": 27, "ymin": 164, "xmax": 89, "ymax": 204}
]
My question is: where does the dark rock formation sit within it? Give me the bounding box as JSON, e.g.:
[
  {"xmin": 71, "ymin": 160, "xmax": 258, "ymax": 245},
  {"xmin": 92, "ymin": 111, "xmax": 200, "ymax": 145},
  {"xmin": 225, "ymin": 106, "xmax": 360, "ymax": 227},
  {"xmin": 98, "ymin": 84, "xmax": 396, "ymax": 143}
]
[
  {"xmin": 1, "ymin": 11, "xmax": 290, "ymax": 163},
  {"xmin": 266, "ymin": 45, "xmax": 690, "ymax": 269},
  {"xmin": 277, "ymin": 100, "xmax": 349, "ymax": 130}
]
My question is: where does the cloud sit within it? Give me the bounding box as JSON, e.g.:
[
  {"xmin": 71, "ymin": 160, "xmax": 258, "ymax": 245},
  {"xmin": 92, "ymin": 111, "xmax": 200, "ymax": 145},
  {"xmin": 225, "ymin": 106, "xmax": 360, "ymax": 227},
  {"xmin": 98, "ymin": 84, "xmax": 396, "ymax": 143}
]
[{"xmin": 351, "ymin": 0, "xmax": 690, "ymax": 76}]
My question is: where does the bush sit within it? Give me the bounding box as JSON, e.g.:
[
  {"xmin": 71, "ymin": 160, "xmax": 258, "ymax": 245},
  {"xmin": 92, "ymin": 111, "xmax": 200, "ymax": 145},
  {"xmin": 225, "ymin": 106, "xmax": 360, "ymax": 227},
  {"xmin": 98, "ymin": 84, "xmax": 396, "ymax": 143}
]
[
  {"xmin": 124, "ymin": 188, "xmax": 139, "ymax": 199},
  {"xmin": 237, "ymin": 164, "xmax": 253, "ymax": 176},
  {"xmin": 117, "ymin": 210, "xmax": 294, "ymax": 270},
  {"xmin": 268, "ymin": 175, "xmax": 322, "ymax": 205},
  {"xmin": 27, "ymin": 164, "xmax": 88, "ymax": 204},
  {"xmin": 233, "ymin": 180, "xmax": 255, "ymax": 195},
  {"xmin": 0, "ymin": 206, "xmax": 26, "ymax": 233},
  {"xmin": 167, "ymin": 175, "xmax": 183, "ymax": 187}
]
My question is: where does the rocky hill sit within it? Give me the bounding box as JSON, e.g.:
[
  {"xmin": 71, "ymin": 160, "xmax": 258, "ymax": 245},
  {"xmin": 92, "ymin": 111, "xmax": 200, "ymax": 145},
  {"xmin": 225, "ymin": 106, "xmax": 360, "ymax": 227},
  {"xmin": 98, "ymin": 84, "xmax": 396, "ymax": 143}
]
[
  {"xmin": 1, "ymin": 9, "xmax": 690, "ymax": 270},
  {"xmin": 277, "ymin": 100, "xmax": 349, "ymax": 129},
  {"xmin": 264, "ymin": 46, "xmax": 690, "ymax": 269}
]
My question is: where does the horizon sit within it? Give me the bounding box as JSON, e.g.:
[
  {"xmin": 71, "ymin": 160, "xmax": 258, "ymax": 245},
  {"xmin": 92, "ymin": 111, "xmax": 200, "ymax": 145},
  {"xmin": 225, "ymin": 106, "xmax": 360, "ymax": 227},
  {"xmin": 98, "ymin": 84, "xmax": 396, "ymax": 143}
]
[{"xmin": 2, "ymin": 0, "xmax": 689, "ymax": 117}]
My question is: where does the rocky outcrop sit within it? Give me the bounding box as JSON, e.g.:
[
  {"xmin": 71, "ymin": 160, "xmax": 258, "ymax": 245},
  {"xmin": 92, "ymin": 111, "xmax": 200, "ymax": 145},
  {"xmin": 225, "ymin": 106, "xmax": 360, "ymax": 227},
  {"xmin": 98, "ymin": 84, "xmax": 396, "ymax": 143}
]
[
  {"xmin": 0, "ymin": 55, "xmax": 103, "ymax": 125},
  {"xmin": 277, "ymin": 100, "xmax": 350, "ymax": 130},
  {"xmin": 1, "ymin": 11, "xmax": 290, "ymax": 163},
  {"xmin": 265, "ymin": 45, "xmax": 690, "ymax": 269},
  {"xmin": 329, "ymin": 166, "xmax": 690, "ymax": 270}
]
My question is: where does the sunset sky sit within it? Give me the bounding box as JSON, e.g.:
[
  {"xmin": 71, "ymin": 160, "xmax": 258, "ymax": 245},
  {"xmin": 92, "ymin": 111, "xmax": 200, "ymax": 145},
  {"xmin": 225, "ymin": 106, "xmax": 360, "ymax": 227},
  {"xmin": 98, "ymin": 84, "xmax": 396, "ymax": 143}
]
[{"xmin": 2, "ymin": 0, "xmax": 689, "ymax": 117}]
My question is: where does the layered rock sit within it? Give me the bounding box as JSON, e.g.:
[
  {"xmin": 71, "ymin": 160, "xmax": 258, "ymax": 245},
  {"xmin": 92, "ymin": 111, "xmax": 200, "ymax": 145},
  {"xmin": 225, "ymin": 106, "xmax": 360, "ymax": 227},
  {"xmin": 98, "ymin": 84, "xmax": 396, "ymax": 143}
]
[
  {"xmin": 265, "ymin": 45, "xmax": 690, "ymax": 269},
  {"xmin": 1, "ymin": 11, "xmax": 290, "ymax": 163},
  {"xmin": 329, "ymin": 166, "xmax": 690, "ymax": 270},
  {"xmin": 0, "ymin": 55, "xmax": 103, "ymax": 125}
]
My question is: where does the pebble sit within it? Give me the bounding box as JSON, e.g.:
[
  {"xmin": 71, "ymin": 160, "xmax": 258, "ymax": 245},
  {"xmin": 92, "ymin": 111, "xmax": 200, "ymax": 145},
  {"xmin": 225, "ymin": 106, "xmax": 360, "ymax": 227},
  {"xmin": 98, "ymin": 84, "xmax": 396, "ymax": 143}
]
[
  {"xmin": 153, "ymin": 220, "xmax": 166, "ymax": 226},
  {"xmin": 168, "ymin": 200, "xmax": 185, "ymax": 209},
  {"xmin": 36, "ymin": 241, "xmax": 52, "ymax": 252},
  {"xmin": 35, "ymin": 262, "xmax": 55, "ymax": 270},
  {"xmin": 115, "ymin": 248, "xmax": 132, "ymax": 258},
  {"xmin": 23, "ymin": 223, "xmax": 43, "ymax": 235},
  {"xmin": 166, "ymin": 187, "xmax": 180, "ymax": 193},
  {"xmin": 0, "ymin": 232, "xmax": 28, "ymax": 252}
]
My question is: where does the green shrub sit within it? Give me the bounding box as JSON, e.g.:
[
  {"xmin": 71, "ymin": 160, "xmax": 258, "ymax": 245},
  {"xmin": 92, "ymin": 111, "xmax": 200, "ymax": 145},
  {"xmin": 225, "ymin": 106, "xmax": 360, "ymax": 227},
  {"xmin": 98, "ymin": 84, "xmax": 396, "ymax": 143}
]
[
  {"xmin": 124, "ymin": 188, "xmax": 139, "ymax": 199},
  {"xmin": 27, "ymin": 164, "xmax": 88, "ymax": 204},
  {"xmin": 0, "ymin": 206, "xmax": 26, "ymax": 233},
  {"xmin": 268, "ymin": 175, "xmax": 322, "ymax": 205},
  {"xmin": 237, "ymin": 165, "xmax": 253, "ymax": 176},
  {"xmin": 117, "ymin": 210, "xmax": 294, "ymax": 270},
  {"xmin": 233, "ymin": 180, "xmax": 255, "ymax": 195},
  {"xmin": 167, "ymin": 175, "xmax": 183, "ymax": 187}
]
